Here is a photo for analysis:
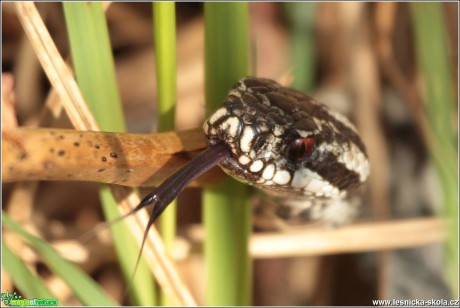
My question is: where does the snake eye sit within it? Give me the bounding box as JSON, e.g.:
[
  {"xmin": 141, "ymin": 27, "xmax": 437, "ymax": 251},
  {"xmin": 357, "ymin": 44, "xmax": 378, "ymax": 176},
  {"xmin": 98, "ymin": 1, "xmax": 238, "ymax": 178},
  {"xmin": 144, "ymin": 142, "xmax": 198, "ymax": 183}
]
[{"xmin": 287, "ymin": 137, "xmax": 315, "ymax": 161}]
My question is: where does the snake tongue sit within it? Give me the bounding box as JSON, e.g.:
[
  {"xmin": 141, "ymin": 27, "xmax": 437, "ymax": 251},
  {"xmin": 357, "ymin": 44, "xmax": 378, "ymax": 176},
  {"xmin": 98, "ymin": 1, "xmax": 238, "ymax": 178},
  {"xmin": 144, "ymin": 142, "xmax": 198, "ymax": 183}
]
[{"xmin": 121, "ymin": 142, "xmax": 231, "ymax": 284}]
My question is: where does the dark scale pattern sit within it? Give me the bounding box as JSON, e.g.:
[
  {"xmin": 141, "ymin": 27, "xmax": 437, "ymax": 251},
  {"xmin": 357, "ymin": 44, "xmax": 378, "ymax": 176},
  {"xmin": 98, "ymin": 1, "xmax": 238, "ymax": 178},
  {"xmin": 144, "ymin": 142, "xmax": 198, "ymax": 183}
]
[
  {"xmin": 306, "ymin": 151, "xmax": 361, "ymax": 191},
  {"xmin": 265, "ymin": 92, "xmax": 299, "ymax": 112}
]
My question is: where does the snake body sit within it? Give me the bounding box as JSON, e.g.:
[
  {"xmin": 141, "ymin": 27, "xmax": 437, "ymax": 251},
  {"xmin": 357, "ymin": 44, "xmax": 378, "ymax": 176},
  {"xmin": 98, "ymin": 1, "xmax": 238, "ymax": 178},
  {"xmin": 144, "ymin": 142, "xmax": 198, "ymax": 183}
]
[{"xmin": 203, "ymin": 77, "xmax": 370, "ymax": 222}]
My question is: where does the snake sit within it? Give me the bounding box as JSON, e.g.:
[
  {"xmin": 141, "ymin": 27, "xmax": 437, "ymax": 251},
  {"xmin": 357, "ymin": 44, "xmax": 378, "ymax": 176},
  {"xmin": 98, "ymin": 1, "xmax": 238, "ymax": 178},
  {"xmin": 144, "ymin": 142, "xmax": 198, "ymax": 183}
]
[{"xmin": 114, "ymin": 76, "xmax": 370, "ymax": 261}]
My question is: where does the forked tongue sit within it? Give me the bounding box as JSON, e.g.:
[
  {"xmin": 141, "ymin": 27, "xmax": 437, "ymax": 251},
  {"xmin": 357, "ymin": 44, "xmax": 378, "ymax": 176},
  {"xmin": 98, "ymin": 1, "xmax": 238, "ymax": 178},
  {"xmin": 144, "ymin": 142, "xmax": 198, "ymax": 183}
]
[
  {"xmin": 128, "ymin": 142, "xmax": 230, "ymax": 282},
  {"xmin": 83, "ymin": 142, "xmax": 231, "ymax": 293}
]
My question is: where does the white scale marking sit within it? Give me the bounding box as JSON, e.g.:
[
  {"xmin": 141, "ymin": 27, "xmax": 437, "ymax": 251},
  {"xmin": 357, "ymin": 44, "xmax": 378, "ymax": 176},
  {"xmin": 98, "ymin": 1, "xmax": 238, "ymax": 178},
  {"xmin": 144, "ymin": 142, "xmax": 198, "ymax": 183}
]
[
  {"xmin": 228, "ymin": 89, "xmax": 242, "ymax": 98},
  {"xmin": 238, "ymin": 155, "xmax": 251, "ymax": 165},
  {"xmin": 291, "ymin": 168, "xmax": 342, "ymax": 197},
  {"xmin": 291, "ymin": 168, "xmax": 311, "ymax": 188},
  {"xmin": 306, "ymin": 178, "xmax": 326, "ymax": 194},
  {"xmin": 263, "ymin": 151, "xmax": 273, "ymax": 159},
  {"xmin": 296, "ymin": 130, "xmax": 310, "ymax": 138},
  {"xmin": 240, "ymin": 126, "xmax": 255, "ymax": 153},
  {"xmin": 260, "ymin": 95, "xmax": 270, "ymax": 106},
  {"xmin": 256, "ymin": 177, "xmax": 266, "ymax": 184},
  {"xmin": 273, "ymin": 125, "xmax": 283, "ymax": 136},
  {"xmin": 318, "ymin": 141, "xmax": 343, "ymax": 157},
  {"xmin": 336, "ymin": 143, "xmax": 369, "ymax": 182},
  {"xmin": 238, "ymin": 80, "xmax": 247, "ymax": 91},
  {"xmin": 220, "ymin": 116, "xmax": 240, "ymax": 137},
  {"xmin": 262, "ymin": 164, "xmax": 275, "ymax": 180},
  {"xmin": 329, "ymin": 109, "xmax": 358, "ymax": 133},
  {"xmin": 209, "ymin": 107, "xmax": 228, "ymax": 124},
  {"xmin": 313, "ymin": 117, "xmax": 323, "ymax": 128},
  {"xmin": 250, "ymin": 160, "xmax": 264, "ymax": 172},
  {"xmin": 273, "ymin": 170, "xmax": 291, "ymax": 185}
]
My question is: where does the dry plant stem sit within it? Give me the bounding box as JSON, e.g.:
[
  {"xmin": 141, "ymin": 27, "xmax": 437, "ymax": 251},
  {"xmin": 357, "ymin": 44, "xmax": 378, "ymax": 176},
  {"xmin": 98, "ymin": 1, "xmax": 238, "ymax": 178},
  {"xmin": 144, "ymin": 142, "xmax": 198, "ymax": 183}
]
[
  {"xmin": 375, "ymin": 2, "xmax": 430, "ymax": 140},
  {"xmin": 339, "ymin": 2, "xmax": 392, "ymax": 299},
  {"xmin": 184, "ymin": 217, "xmax": 445, "ymax": 258},
  {"xmin": 375, "ymin": 3, "xmax": 444, "ymax": 182},
  {"xmin": 14, "ymin": 3, "xmax": 98, "ymax": 131},
  {"xmin": 2, "ymin": 73, "xmax": 18, "ymax": 129},
  {"xmin": 249, "ymin": 217, "xmax": 446, "ymax": 258},
  {"xmin": 14, "ymin": 3, "xmax": 196, "ymax": 305},
  {"xmin": 2, "ymin": 127, "xmax": 219, "ymax": 187}
]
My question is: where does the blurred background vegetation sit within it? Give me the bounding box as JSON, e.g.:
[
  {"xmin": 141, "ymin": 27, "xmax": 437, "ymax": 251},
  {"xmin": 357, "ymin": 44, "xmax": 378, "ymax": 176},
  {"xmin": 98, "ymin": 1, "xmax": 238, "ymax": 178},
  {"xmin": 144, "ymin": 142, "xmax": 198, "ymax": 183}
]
[{"xmin": 2, "ymin": 2, "xmax": 458, "ymax": 305}]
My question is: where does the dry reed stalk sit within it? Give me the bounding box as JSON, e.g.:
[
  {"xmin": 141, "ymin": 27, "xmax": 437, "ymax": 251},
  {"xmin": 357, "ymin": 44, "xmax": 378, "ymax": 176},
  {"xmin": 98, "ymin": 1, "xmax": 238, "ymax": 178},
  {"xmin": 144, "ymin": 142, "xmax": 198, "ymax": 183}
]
[{"xmin": 249, "ymin": 217, "xmax": 446, "ymax": 258}]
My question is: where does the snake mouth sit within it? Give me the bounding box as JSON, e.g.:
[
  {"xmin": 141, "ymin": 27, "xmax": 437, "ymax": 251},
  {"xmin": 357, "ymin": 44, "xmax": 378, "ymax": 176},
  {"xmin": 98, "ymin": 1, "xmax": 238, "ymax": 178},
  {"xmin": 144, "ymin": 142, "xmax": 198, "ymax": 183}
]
[
  {"xmin": 205, "ymin": 136, "xmax": 253, "ymax": 180},
  {"xmin": 219, "ymin": 155, "xmax": 261, "ymax": 184}
]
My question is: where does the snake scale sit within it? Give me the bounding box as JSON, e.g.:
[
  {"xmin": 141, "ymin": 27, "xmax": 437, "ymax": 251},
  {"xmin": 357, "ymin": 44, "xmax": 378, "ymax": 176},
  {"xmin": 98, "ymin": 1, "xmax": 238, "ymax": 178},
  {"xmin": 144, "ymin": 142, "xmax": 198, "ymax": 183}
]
[{"xmin": 114, "ymin": 77, "xmax": 370, "ymax": 262}]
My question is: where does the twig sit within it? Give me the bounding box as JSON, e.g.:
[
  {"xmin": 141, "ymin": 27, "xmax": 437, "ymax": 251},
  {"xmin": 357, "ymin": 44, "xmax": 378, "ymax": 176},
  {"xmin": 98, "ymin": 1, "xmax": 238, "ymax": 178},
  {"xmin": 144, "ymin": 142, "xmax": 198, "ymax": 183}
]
[
  {"xmin": 2, "ymin": 127, "xmax": 221, "ymax": 187},
  {"xmin": 250, "ymin": 217, "xmax": 446, "ymax": 258}
]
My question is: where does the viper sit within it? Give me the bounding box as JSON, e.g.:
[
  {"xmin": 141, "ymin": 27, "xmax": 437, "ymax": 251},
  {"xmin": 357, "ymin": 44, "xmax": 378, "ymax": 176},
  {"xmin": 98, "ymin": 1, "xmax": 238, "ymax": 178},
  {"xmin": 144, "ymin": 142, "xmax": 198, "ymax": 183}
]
[{"xmin": 110, "ymin": 76, "xmax": 370, "ymax": 262}]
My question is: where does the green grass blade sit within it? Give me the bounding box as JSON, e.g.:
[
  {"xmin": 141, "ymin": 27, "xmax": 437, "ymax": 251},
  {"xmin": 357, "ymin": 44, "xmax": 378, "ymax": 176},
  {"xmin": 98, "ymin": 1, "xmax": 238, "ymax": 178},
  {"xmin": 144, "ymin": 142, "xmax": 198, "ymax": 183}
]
[
  {"xmin": 204, "ymin": 3, "xmax": 251, "ymax": 305},
  {"xmin": 205, "ymin": 4, "xmax": 250, "ymax": 109},
  {"xmin": 2, "ymin": 241, "xmax": 55, "ymax": 300},
  {"xmin": 410, "ymin": 2, "xmax": 458, "ymax": 298},
  {"xmin": 153, "ymin": 2, "xmax": 178, "ymax": 305},
  {"xmin": 99, "ymin": 187, "xmax": 157, "ymax": 305},
  {"xmin": 63, "ymin": 3, "xmax": 156, "ymax": 305},
  {"xmin": 154, "ymin": 2, "xmax": 177, "ymax": 135},
  {"xmin": 2, "ymin": 211, "xmax": 117, "ymax": 306},
  {"xmin": 284, "ymin": 2, "xmax": 317, "ymax": 92},
  {"xmin": 63, "ymin": 3, "xmax": 124, "ymax": 132}
]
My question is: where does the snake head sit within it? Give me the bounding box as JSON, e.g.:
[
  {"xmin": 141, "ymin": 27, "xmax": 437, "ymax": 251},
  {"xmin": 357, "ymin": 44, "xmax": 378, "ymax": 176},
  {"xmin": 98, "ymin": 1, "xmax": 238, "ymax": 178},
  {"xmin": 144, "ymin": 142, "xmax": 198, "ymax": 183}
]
[{"xmin": 203, "ymin": 77, "xmax": 370, "ymax": 200}]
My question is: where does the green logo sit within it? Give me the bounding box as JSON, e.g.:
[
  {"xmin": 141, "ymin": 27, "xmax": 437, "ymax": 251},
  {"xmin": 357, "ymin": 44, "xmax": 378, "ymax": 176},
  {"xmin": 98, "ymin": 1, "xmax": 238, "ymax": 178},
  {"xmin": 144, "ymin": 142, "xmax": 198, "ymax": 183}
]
[{"xmin": 1, "ymin": 291, "xmax": 58, "ymax": 306}]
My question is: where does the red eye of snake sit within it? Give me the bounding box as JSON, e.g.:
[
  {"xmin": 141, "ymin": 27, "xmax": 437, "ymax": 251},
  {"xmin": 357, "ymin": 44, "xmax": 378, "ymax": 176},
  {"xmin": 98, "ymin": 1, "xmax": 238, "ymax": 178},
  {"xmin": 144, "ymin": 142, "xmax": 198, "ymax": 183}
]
[{"xmin": 287, "ymin": 137, "xmax": 315, "ymax": 161}]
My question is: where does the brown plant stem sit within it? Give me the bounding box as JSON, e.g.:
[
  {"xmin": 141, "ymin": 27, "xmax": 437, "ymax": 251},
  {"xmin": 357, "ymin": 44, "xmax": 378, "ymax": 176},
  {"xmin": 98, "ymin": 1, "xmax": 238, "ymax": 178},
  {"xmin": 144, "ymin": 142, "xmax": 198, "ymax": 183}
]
[{"xmin": 2, "ymin": 127, "xmax": 224, "ymax": 187}]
